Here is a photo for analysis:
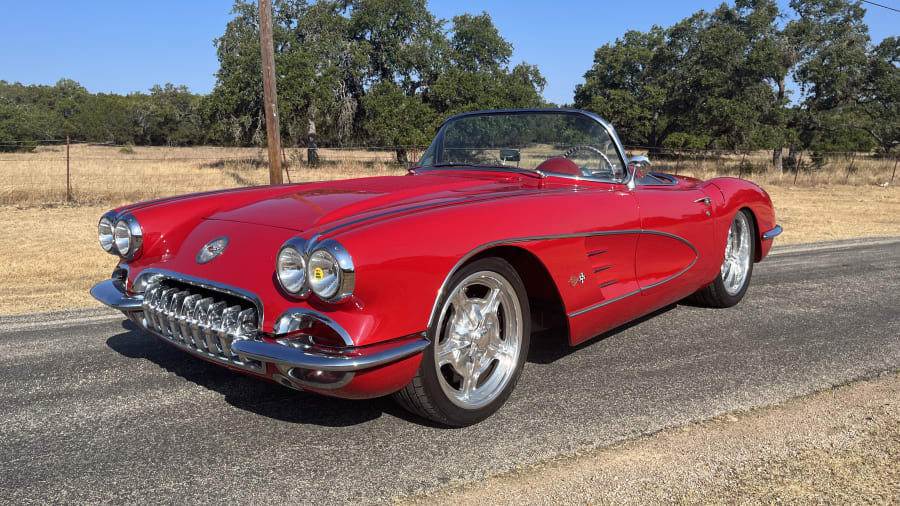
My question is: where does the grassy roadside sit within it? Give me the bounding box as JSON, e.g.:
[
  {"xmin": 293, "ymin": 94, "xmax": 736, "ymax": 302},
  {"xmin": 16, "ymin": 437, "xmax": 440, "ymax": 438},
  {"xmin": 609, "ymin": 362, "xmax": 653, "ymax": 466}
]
[
  {"xmin": 1, "ymin": 184, "xmax": 898, "ymax": 316},
  {"xmin": 401, "ymin": 371, "xmax": 900, "ymax": 505}
]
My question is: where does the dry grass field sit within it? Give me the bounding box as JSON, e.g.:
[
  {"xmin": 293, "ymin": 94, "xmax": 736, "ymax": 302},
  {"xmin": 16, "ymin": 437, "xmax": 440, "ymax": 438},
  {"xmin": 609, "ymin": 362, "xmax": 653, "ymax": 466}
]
[{"xmin": 0, "ymin": 145, "xmax": 898, "ymax": 315}]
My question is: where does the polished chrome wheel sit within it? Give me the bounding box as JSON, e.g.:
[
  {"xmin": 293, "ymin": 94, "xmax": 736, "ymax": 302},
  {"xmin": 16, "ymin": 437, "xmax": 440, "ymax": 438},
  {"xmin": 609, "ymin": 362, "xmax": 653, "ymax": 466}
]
[
  {"xmin": 720, "ymin": 211, "xmax": 752, "ymax": 296},
  {"xmin": 433, "ymin": 270, "xmax": 523, "ymax": 409}
]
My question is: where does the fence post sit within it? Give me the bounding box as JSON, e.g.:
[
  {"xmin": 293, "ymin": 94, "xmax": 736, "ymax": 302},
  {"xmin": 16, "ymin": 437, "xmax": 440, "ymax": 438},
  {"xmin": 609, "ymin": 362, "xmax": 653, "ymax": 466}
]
[
  {"xmin": 738, "ymin": 152, "xmax": 747, "ymax": 179},
  {"xmin": 892, "ymin": 158, "xmax": 898, "ymax": 185},
  {"xmin": 281, "ymin": 145, "xmax": 291, "ymax": 183},
  {"xmin": 413, "ymin": 139, "xmax": 417, "ymax": 164},
  {"xmin": 793, "ymin": 151, "xmax": 803, "ymax": 185},
  {"xmin": 674, "ymin": 151, "xmax": 682, "ymax": 175},
  {"xmin": 66, "ymin": 135, "xmax": 71, "ymax": 202},
  {"xmin": 845, "ymin": 152, "xmax": 856, "ymax": 181}
]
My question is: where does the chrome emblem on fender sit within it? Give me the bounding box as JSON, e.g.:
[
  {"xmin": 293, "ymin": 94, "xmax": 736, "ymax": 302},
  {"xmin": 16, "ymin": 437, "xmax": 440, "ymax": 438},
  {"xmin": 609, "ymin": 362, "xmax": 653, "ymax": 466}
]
[
  {"xmin": 197, "ymin": 236, "xmax": 229, "ymax": 264},
  {"xmin": 569, "ymin": 273, "xmax": 586, "ymax": 286}
]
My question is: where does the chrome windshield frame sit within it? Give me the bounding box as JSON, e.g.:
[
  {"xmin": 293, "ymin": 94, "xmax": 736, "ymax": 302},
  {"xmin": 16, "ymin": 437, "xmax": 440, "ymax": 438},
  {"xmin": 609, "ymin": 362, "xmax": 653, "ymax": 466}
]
[{"xmin": 423, "ymin": 108, "xmax": 633, "ymax": 188}]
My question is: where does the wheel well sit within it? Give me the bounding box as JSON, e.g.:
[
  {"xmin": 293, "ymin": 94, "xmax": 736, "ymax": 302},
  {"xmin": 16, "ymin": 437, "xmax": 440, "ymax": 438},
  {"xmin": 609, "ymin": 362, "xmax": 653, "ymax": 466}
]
[
  {"xmin": 469, "ymin": 246, "xmax": 569, "ymax": 337},
  {"xmin": 740, "ymin": 206, "xmax": 763, "ymax": 262}
]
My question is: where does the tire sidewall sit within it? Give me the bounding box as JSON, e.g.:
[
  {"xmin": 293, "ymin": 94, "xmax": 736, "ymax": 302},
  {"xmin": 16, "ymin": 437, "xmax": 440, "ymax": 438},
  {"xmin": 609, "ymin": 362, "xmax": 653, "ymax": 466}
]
[{"xmin": 418, "ymin": 257, "xmax": 531, "ymax": 426}]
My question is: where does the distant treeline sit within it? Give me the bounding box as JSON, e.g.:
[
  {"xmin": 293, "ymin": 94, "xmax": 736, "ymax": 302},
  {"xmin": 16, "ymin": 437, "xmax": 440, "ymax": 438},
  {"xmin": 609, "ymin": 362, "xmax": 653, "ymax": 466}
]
[{"xmin": 1, "ymin": 0, "xmax": 898, "ymax": 165}]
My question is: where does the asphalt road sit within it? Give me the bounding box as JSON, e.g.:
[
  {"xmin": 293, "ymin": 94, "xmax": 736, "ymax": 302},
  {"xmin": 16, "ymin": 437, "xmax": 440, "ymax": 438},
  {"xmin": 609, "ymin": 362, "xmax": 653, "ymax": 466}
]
[{"xmin": 2, "ymin": 237, "xmax": 899, "ymax": 504}]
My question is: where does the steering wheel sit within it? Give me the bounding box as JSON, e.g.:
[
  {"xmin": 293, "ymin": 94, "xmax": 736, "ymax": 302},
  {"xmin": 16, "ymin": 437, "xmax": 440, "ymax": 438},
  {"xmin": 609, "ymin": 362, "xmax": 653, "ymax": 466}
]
[{"xmin": 563, "ymin": 145, "xmax": 616, "ymax": 178}]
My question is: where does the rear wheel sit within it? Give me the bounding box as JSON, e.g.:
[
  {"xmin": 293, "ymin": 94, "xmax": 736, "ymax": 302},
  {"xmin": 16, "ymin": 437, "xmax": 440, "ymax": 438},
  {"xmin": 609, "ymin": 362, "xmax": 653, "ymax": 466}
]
[
  {"xmin": 393, "ymin": 257, "xmax": 530, "ymax": 426},
  {"xmin": 692, "ymin": 209, "xmax": 756, "ymax": 308}
]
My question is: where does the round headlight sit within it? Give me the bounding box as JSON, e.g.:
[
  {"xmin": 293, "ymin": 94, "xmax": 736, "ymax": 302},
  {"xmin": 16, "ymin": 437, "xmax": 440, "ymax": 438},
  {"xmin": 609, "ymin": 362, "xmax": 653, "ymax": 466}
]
[
  {"xmin": 113, "ymin": 214, "xmax": 143, "ymax": 259},
  {"xmin": 98, "ymin": 213, "xmax": 116, "ymax": 253},
  {"xmin": 307, "ymin": 249, "xmax": 340, "ymax": 299},
  {"xmin": 277, "ymin": 245, "xmax": 308, "ymax": 296},
  {"xmin": 114, "ymin": 219, "xmax": 131, "ymax": 255},
  {"xmin": 306, "ymin": 239, "xmax": 355, "ymax": 303}
]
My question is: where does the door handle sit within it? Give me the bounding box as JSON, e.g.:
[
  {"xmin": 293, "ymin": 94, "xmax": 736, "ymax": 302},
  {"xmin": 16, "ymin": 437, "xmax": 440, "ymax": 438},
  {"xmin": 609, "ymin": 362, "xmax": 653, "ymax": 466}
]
[{"xmin": 694, "ymin": 197, "xmax": 711, "ymax": 206}]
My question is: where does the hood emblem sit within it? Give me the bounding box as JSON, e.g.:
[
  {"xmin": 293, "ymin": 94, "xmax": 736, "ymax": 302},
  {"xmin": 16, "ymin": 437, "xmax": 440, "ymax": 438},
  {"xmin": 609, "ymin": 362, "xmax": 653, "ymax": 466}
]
[{"xmin": 197, "ymin": 236, "xmax": 229, "ymax": 264}]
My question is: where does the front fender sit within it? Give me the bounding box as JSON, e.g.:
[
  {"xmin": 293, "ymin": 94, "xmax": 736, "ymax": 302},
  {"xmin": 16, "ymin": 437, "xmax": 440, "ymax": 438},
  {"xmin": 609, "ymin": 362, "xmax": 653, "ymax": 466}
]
[{"xmin": 708, "ymin": 178, "xmax": 777, "ymax": 261}]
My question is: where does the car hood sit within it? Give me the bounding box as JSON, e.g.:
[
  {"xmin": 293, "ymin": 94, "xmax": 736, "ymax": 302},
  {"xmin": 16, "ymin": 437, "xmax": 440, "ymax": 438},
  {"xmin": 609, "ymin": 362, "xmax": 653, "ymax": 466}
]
[{"xmin": 204, "ymin": 173, "xmax": 530, "ymax": 233}]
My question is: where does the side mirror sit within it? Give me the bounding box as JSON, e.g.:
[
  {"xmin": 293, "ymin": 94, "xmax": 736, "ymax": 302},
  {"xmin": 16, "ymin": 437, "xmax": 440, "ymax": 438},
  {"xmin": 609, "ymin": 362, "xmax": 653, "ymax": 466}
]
[
  {"xmin": 627, "ymin": 155, "xmax": 651, "ymax": 169},
  {"xmin": 626, "ymin": 155, "xmax": 650, "ymax": 190},
  {"xmin": 500, "ymin": 149, "xmax": 520, "ymax": 164}
]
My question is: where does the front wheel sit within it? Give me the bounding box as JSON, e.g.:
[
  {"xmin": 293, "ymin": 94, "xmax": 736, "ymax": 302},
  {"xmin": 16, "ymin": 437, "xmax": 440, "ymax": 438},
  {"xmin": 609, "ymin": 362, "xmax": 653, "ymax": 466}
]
[
  {"xmin": 393, "ymin": 257, "xmax": 530, "ymax": 427},
  {"xmin": 692, "ymin": 209, "xmax": 756, "ymax": 308}
]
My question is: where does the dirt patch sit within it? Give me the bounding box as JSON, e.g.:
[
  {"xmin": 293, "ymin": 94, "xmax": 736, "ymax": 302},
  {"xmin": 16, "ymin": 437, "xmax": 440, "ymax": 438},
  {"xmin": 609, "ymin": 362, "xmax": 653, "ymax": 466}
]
[{"xmin": 401, "ymin": 372, "xmax": 900, "ymax": 505}]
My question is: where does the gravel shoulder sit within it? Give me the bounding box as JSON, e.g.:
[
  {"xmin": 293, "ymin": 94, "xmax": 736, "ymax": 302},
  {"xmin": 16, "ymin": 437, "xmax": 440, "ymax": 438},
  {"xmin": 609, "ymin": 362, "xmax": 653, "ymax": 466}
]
[{"xmin": 403, "ymin": 371, "xmax": 900, "ymax": 505}]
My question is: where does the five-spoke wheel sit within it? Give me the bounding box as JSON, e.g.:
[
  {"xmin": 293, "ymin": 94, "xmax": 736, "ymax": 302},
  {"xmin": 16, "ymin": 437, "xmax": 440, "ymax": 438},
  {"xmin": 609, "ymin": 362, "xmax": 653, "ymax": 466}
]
[
  {"xmin": 393, "ymin": 257, "xmax": 530, "ymax": 426},
  {"xmin": 692, "ymin": 209, "xmax": 756, "ymax": 308}
]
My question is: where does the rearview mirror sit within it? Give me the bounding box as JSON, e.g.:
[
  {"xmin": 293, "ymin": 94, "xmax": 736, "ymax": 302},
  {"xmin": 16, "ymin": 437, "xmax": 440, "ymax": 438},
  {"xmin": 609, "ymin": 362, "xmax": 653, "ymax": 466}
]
[{"xmin": 500, "ymin": 149, "xmax": 520, "ymax": 164}]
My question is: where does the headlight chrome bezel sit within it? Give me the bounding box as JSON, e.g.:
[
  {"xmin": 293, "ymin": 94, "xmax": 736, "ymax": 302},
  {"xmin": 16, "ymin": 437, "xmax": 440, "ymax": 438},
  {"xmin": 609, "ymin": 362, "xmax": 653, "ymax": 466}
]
[
  {"xmin": 276, "ymin": 237, "xmax": 355, "ymax": 304},
  {"xmin": 113, "ymin": 214, "xmax": 143, "ymax": 260},
  {"xmin": 276, "ymin": 237, "xmax": 311, "ymax": 299},
  {"xmin": 307, "ymin": 238, "xmax": 355, "ymax": 304}
]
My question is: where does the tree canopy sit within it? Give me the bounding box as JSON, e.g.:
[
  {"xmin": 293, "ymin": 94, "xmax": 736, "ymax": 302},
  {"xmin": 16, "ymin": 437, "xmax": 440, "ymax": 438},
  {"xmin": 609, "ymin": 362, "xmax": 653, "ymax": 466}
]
[
  {"xmin": 574, "ymin": 0, "xmax": 899, "ymax": 155},
  {"xmin": 1, "ymin": 0, "xmax": 896, "ymax": 158}
]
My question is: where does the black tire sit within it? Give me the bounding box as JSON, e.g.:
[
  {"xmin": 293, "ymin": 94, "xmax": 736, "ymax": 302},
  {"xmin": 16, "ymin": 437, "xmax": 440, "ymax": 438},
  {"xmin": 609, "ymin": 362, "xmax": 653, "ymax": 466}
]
[
  {"xmin": 393, "ymin": 257, "xmax": 531, "ymax": 427},
  {"xmin": 692, "ymin": 209, "xmax": 756, "ymax": 308}
]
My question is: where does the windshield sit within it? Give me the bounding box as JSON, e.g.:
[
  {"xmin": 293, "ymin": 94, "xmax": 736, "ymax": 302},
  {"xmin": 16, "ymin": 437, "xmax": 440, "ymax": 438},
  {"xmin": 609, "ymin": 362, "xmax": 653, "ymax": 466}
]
[{"xmin": 418, "ymin": 110, "xmax": 626, "ymax": 181}]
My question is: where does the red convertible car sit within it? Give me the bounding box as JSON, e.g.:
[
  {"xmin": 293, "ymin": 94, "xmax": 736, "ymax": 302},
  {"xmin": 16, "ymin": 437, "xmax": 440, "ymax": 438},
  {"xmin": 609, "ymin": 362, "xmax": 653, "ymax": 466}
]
[{"xmin": 92, "ymin": 109, "xmax": 781, "ymax": 426}]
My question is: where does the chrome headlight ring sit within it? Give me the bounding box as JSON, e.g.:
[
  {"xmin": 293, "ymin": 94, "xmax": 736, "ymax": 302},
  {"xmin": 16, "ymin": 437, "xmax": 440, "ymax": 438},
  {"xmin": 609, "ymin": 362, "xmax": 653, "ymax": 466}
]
[
  {"xmin": 276, "ymin": 237, "xmax": 311, "ymax": 298},
  {"xmin": 113, "ymin": 214, "xmax": 143, "ymax": 260},
  {"xmin": 98, "ymin": 210, "xmax": 119, "ymax": 255},
  {"xmin": 306, "ymin": 238, "xmax": 355, "ymax": 304}
]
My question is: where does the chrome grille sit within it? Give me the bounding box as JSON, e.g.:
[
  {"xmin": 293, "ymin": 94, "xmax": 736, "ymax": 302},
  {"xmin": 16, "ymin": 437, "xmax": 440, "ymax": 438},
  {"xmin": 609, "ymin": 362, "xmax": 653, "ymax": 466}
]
[{"xmin": 141, "ymin": 280, "xmax": 263, "ymax": 372}]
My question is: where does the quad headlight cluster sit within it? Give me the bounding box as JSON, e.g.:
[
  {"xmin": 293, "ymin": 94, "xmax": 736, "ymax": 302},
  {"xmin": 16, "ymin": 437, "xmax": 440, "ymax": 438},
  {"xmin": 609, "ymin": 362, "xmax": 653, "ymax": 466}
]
[
  {"xmin": 98, "ymin": 211, "xmax": 143, "ymax": 260},
  {"xmin": 276, "ymin": 237, "xmax": 355, "ymax": 303}
]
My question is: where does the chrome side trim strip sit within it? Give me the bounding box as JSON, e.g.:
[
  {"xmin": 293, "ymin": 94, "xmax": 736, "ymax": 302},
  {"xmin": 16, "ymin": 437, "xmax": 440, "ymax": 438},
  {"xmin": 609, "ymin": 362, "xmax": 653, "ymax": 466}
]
[
  {"xmin": 568, "ymin": 288, "xmax": 642, "ymax": 318},
  {"xmin": 231, "ymin": 336, "xmax": 430, "ymax": 373},
  {"xmin": 427, "ymin": 229, "xmax": 698, "ymax": 328},
  {"xmin": 762, "ymin": 225, "xmax": 783, "ymax": 241},
  {"xmin": 598, "ymin": 279, "xmax": 618, "ymax": 288},
  {"xmin": 90, "ymin": 279, "xmax": 144, "ymax": 310}
]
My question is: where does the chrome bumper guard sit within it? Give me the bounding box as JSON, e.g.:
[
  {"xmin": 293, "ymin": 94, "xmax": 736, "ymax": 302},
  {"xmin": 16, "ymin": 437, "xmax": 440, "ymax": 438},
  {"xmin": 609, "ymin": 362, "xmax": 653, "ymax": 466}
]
[{"xmin": 90, "ymin": 277, "xmax": 429, "ymax": 377}]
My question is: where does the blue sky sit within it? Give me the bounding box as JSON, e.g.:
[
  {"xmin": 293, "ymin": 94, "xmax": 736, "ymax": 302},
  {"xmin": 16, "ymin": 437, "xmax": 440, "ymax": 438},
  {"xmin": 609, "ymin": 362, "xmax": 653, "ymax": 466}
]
[{"xmin": 0, "ymin": 0, "xmax": 897, "ymax": 105}]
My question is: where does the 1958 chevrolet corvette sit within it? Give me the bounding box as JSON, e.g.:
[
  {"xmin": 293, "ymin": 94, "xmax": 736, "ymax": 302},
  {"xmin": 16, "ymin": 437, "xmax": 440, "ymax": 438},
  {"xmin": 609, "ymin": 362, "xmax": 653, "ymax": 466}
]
[{"xmin": 92, "ymin": 108, "xmax": 781, "ymax": 426}]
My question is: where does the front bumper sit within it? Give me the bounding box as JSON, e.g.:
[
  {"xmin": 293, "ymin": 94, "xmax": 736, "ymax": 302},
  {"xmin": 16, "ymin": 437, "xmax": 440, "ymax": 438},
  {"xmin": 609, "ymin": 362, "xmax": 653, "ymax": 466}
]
[{"xmin": 91, "ymin": 278, "xmax": 429, "ymax": 380}]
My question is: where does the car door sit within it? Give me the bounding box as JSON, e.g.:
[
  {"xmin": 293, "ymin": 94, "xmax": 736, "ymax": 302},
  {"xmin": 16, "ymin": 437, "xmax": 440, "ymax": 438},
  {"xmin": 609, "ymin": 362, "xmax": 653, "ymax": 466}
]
[{"xmin": 633, "ymin": 181, "xmax": 719, "ymax": 301}]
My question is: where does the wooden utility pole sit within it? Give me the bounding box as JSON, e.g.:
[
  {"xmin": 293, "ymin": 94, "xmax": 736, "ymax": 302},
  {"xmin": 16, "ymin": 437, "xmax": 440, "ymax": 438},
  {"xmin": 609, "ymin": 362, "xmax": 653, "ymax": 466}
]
[
  {"xmin": 258, "ymin": 0, "xmax": 283, "ymax": 184},
  {"xmin": 66, "ymin": 135, "xmax": 71, "ymax": 202}
]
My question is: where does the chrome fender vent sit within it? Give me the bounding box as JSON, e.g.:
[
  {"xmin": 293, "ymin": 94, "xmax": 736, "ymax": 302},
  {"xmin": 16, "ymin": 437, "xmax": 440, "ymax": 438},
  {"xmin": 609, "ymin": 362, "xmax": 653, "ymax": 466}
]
[{"xmin": 141, "ymin": 281, "xmax": 263, "ymax": 372}]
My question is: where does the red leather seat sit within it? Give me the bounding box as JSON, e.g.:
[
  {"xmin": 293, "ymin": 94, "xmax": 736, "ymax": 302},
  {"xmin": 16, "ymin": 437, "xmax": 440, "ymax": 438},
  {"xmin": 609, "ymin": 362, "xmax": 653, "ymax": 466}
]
[{"xmin": 535, "ymin": 157, "xmax": 582, "ymax": 176}]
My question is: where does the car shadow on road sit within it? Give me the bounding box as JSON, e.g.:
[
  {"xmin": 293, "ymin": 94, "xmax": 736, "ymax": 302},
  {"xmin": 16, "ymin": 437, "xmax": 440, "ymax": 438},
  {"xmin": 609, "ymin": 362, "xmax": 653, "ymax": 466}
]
[
  {"xmin": 104, "ymin": 319, "xmax": 437, "ymax": 428},
  {"xmin": 527, "ymin": 304, "xmax": 678, "ymax": 364}
]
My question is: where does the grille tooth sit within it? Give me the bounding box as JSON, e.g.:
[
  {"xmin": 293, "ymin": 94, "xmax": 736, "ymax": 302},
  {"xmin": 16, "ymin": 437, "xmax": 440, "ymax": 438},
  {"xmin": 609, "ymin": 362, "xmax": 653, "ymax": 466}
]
[
  {"xmin": 178, "ymin": 294, "xmax": 203, "ymax": 348},
  {"xmin": 205, "ymin": 301, "xmax": 228, "ymax": 354},
  {"xmin": 191, "ymin": 297, "xmax": 214, "ymax": 352},
  {"xmin": 167, "ymin": 291, "xmax": 190, "ymax": 341},
  {"xmin": 138, "ymin": 279, "xmax": 262, "ymax": 372},
  {"xmin": 157, "ymin": 288, "xmax": 180, "ymax": 335},
  {"xmin": 218, "ymin": 305, "xmax": 242, "ymax": 358},
  {"xmin": 142, "ymin": 285, "xmax": 160, "ymax": 330}
]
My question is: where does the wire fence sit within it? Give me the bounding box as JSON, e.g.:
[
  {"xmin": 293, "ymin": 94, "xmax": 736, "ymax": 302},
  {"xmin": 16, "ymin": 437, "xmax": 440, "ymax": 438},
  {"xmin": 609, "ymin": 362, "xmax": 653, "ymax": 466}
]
[{"xmin": 0, "ymin": 138, "xmax": 897, "ymax": 206}]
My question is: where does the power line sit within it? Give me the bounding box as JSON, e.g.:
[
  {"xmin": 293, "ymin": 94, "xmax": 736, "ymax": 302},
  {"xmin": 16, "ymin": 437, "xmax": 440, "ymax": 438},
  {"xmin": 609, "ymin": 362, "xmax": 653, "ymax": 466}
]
[{"xmin": 861, "ymin": 0, "xmax": 900, "ymax": 14}]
